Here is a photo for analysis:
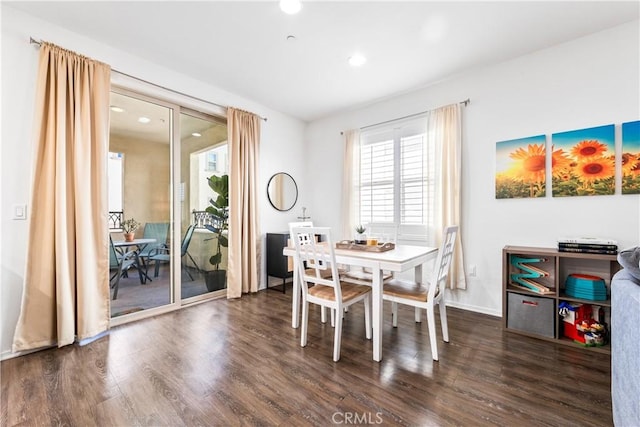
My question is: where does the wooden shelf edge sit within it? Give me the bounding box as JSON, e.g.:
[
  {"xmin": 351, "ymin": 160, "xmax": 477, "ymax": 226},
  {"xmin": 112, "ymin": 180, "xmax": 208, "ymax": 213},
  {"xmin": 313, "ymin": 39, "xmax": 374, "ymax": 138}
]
[
  {"xmin": 558, "ymin": 294, "xmax": 611, "ymax": 307},
  {"xmin": 504, "ymin": 328, "xmax": 611, "ymax": 355},
  {"xmin": 506, "ymin": 286, "xmax": 556, "ymax": 297}
]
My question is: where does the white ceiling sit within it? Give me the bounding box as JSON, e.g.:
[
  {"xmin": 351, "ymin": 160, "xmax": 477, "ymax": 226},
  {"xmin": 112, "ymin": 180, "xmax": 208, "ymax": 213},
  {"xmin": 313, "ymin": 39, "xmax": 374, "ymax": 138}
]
[{"xmin": 8, "ymin": 1, "xmax": 640, "ymax": 122}]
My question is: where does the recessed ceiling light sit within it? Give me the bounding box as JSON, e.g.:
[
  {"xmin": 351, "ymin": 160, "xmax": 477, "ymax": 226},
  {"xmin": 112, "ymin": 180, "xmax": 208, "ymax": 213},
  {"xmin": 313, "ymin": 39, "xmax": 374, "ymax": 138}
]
[
  {"xmin": 138, "ymin": 117, "xmax": 151, "ymax": 124},
  {"xmin": 348, "ymin": 54, "xmax": 367, "ymax": 67},
  {"xmin": 110, "ymin": 106, "xmax": 124, "ymax": 113},
  {"xmin": 286, "ymin": 35, "xmax": 297, "ymax": 42},
  {"xmin": 280, "ymin": 0, "xmax": 302, "ymax": 15},
  {"xmin": 192, "ymin": 132, "xmax": 202, "ymax": 137}
]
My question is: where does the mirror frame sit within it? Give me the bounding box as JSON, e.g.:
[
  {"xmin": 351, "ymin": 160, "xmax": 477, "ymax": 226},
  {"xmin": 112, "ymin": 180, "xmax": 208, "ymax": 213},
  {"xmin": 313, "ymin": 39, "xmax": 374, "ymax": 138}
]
[{"xmin": 267, "ymin": 172, "xmax": 298, "ymax": 212}]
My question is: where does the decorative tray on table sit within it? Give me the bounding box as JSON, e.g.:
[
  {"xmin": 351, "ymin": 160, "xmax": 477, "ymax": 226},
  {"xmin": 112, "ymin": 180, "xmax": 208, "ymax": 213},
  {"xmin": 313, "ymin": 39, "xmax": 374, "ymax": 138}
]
[{"xmin": 336, "ymin": 241, "xmax": 395, "ymax": 252}]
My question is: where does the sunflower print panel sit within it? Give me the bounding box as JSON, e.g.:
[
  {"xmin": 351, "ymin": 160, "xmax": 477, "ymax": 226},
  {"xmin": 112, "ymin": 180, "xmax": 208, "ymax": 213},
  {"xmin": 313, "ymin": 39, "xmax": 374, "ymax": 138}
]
[
  {"xmin": 496, "ymin": 135, "xmax": 546, "ymax": 199},
  {"xmin": 551, "ymin": 124, "xmax": 615, "ymax": 197},
  {"xmin": 622, "ymin": 120, "xmax": 640, "ymax": 195}
]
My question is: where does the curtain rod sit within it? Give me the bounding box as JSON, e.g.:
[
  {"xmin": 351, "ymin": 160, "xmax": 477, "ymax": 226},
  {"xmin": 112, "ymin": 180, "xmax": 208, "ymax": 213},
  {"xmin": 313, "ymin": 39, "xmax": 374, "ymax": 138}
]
[
  {"xmin": 29, "ymin": 37, "xmax": 268, "ymax": 122},
  {"xmin": 340, "ymin": 98, "xmax": 470, "ymax": 135}
]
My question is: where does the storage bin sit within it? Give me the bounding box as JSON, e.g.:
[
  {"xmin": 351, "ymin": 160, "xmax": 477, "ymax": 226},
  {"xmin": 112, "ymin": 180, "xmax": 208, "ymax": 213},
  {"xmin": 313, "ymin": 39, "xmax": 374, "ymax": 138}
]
[{"xmin": 507, "ymin": 293, "xmax": 555, "ymax": 338}]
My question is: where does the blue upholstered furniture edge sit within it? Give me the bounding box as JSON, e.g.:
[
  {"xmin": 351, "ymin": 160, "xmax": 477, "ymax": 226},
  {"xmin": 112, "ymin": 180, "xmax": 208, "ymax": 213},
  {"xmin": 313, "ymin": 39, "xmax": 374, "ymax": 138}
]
[{"xmin": 611, "ymin": 268, "xmax": 640, "ymax": 426}]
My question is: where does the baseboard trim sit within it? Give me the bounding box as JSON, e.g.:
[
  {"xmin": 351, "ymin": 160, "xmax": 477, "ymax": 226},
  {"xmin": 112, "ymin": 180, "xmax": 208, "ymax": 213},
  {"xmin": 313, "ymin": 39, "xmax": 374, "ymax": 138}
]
[{"xmin": 445, "ymin": 300, "xmax": 501, "ymax": 318}]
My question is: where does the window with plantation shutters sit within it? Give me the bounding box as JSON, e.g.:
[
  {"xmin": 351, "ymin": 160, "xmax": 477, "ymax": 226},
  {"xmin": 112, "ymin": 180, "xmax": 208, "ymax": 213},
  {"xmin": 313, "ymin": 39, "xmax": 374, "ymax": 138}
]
[{"xmin": 359, "ymin": 117, "xmax": 434, "ymax": 242}]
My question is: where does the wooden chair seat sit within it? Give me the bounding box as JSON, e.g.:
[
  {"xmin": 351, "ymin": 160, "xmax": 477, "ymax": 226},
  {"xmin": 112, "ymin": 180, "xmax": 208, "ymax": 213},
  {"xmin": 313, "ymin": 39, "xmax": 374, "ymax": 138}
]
[
  {"xmin": 309, "ymin": 282, "xmax": 371, "ymax": 302},
  {"xmin": 383, "ymin": 278, "xmax": 440, "ymax": 302}
]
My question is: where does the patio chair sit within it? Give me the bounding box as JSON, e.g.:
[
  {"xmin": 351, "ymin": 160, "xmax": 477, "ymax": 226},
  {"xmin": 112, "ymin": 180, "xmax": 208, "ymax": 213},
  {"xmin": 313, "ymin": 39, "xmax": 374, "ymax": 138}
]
[
  {"xmin": 149, "ymin": 224, "xmax": 200, "ymax": 280},
  {"xmin": 110, "ymin": 235, "xmax": 143, "ymax": 300},
  {"xmin": 137, "ymin": 222, "xmax": 170, "ymax": 267}
]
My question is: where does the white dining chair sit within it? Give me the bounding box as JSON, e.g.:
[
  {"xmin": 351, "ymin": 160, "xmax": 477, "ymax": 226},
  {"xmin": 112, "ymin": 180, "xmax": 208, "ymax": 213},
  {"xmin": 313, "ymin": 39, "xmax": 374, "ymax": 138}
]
[
  {"xmin": 382, "ymin": 225, "xmax": 458, "ymax": 361},
  {"xmin": 292, "ymin": 226, "xmax": 372, "ymax": 362},
  {"xmin": 289, "ymin": 221, "xmax": 351, "ymax": 326}
]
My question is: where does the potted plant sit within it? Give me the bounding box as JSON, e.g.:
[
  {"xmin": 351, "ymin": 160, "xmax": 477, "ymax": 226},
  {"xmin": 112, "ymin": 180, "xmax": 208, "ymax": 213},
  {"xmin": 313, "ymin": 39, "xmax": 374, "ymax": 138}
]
[
  {"xmin": 355, "ymin": 225, "xmax": 367, "ymax": 244},
  {"xmin": 204, "ymin": 174, "xmax": 229, "ymax": 291},
  {"xmin": 122, "ymin": 218, "xmax": 140, "ymax": 242}
]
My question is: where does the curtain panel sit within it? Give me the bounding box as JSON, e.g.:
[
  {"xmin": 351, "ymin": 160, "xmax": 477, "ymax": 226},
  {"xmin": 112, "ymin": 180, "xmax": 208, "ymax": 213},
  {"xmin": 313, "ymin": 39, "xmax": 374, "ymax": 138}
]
[
  {"xmin": 341, "ymin": 129, "xmax": 361, "ymax": 240},
  {"xmin": 13, "ymin": 42, "xmax": 111, "ymax": 351},
  {"xmin": 428, "ymin": 103, "xmax": 467, "ymax": 289},
  {"xmin": 227, "ymin": 108, "xmax": 261, "ymax": 298}
]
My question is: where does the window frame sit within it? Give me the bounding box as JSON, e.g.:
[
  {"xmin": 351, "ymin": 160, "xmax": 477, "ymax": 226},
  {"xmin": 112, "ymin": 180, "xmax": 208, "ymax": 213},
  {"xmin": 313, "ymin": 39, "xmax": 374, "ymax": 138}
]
[{"xmin": 358, "ymin": 116, "xmax": 433, "ymax": 243}]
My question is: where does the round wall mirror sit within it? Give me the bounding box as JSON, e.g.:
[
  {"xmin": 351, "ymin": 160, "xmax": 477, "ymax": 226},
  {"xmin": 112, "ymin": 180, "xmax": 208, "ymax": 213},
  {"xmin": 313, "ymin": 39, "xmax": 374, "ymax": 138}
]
[{"xmin": 267, "ymin": 172, "xmax": 298, "ymax": 211}]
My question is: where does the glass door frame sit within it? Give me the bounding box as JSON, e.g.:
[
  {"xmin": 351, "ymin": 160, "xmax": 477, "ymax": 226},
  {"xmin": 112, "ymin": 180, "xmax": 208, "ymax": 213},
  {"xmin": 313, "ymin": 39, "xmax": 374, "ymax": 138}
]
[
  {"xmin": 179, "ymin": 108, "xmax": 229, "ymax": 305},
  {"xmin": 109, "ymin": 82, "xmax": 227, "ymax": 326}
]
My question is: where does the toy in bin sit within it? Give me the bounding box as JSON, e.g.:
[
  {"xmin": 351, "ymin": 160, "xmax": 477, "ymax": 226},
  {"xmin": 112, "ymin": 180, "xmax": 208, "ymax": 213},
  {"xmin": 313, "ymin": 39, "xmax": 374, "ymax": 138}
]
[{"xmin": 558, "ymin": 301, "xmax": 608, "ymax": 346}]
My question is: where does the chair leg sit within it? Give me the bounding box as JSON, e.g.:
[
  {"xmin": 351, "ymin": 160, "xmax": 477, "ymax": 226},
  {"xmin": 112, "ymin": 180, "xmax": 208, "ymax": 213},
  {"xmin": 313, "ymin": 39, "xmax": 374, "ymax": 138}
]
[
  {"xmin": 330, "ymin": 308, "xmax": 336, "ymax": 327},
  {"xmin": 415, "ymin": 307, "xmax": 422, "ymax": 323},
  {"xmin": 301, "ymin": 300, "xmax": 309, "ymax": 348},
  {"xmin": 136, "ymin": 259, "xmax": 145, "ymax": 285},
  {"xmin": 392, "ymin": 302, "xmax": 398, "ymax": 327},
  {"xmin": 184, "ymin": 263, "xmax": 194, "ymax": 281},
  {"xmin": 333, "ymin": 306, "xmax": 343, "ymax": 362},
  {"xmin": 154, "ymin": 260, "xmax": 161, "ymax": 277},
  {"xmin": 186, "ymin": 251, "xmax": 200, "ymax": 273},
  {"xmin": 364, "ymin": 296, "xmax": 372, "ymax": 340},
  {"xmin": 321, "ymin": 306, "xmax": 327, "ymax": 324},
  {"xmin": 426, "ymin": 306, "xmax": 439, "ymax": 361},
  {"xmin": 439, "ymin": 300, "xmax": 450, "ymax": 343},
  {"xmin": 112, "ymin": 273, "xmax": 121, "ymax": 300}
]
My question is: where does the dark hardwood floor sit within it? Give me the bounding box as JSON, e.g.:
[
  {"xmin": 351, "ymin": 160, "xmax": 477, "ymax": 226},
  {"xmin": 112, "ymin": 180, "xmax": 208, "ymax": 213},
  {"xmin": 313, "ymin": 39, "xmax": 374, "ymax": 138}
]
[{"xmin": 1, "ymin": 285, "xmax": 612, "ymax": 426}]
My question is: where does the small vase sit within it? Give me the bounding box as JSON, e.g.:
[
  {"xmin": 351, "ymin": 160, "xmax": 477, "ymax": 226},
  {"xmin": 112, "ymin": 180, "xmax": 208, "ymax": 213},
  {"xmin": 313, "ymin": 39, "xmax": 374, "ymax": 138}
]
[
  {"xmin": 124, "ymin": 232, "xmax": 135, "ymax": 242},
  {"xmin": 355, "ymin": 233, "xmax": 367, "ymax": 245}
]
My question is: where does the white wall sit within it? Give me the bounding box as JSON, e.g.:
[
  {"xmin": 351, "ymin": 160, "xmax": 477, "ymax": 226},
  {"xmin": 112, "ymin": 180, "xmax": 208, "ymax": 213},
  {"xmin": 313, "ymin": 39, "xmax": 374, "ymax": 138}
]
[
  {"xmin": 305, "ymin": 21, "xmax": 640, "ymax": 316},
  {"xmin": 0, "ymin": 6, "xmax": 306, "ymax": 358}
]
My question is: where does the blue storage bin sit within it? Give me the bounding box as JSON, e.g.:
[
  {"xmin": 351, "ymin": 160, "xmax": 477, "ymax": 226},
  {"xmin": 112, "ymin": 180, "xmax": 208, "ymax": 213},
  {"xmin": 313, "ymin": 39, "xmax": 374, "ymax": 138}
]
[{"xmin": 565, "ymin": 274, "xmax": 607, "ymax": 301}]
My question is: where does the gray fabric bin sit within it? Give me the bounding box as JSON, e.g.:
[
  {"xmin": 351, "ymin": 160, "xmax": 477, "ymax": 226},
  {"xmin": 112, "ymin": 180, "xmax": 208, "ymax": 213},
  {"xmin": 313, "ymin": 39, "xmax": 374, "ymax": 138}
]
[{"xmin": 507, "ymin": 293, "xmax": 555, "ymax": 338}]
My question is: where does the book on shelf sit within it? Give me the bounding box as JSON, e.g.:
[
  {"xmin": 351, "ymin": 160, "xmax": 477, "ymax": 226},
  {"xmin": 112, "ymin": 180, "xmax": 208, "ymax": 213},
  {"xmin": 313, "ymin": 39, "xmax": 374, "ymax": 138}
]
[
  {"xmin": 557, "ymin": 242, "xmax": 618, "ymax": 251},
  {"xmin": 557, "ymin": 236, "xmax": 617, "ymax": 245},
  {"xmin": 558, "ymin": 246, "xmax": 618, "ymax": 255}
]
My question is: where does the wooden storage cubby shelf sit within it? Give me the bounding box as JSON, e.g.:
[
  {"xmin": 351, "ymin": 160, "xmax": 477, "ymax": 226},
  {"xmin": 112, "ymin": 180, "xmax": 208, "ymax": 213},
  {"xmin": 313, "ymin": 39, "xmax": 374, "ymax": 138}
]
[{"xmin": 502, "ymin": 245, "xmax": 620, "ymax": 354}]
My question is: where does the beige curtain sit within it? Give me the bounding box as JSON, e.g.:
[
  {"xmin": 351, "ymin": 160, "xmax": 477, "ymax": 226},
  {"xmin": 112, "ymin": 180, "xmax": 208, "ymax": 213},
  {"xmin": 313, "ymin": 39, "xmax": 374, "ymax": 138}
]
[
  {"xmin": 13, "ymin": 42, "xmax": 111, "ymax": 351},
  {"xmin": 341, "ymin": 129, "xmax": 361, "ymax": 240},
  {"xmin": 227, "ymin": 108, "xmax": 261, "ymax": 298},
  {"xmin": 428, "ymin": 103, "xmax": 466, "ymax": 289}
]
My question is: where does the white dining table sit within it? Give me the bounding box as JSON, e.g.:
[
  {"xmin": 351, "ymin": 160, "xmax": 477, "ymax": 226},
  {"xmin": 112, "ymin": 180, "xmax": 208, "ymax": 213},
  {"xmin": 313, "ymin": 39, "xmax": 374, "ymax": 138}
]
[{"xmin": 283, "ymin": 243, "xmax": 438, "ymax": 362}]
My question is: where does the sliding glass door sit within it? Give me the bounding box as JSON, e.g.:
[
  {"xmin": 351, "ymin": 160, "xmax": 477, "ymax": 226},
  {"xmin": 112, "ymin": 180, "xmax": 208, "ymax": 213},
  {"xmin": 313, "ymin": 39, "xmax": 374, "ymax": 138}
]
[
  {"xmin": 108, "ymin": 89, "xmax": 227, "ymax": 320},
  {"xmin": 109, "ymin": 90, "xmax": 173, "ymax": 317}
]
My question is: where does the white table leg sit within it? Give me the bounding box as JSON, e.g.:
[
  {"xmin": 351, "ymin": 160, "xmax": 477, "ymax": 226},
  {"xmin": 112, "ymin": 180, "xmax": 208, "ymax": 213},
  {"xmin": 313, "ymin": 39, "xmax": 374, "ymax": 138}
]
[
  {"xmin": 291, "ymin": 259, "xmax": 300, "ymax": 329},
  {"xmin": 372, "ymin": 264, "xmax": 383, "ymax": 362}
]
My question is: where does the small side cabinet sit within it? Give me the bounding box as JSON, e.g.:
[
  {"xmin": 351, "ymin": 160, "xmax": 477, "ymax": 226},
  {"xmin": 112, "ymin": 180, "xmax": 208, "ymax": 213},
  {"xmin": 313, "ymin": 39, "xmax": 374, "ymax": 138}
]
[{"xmin": 266, "ymin": 232, "xmax": 293, "ymax": 293}]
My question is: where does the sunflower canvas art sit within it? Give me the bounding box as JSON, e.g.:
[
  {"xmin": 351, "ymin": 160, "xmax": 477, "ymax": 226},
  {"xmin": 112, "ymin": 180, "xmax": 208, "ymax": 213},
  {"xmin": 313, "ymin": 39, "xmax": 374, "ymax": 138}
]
[
  {"xmin": 551, "ymin": 124, "xmax": 615, "ymax": 197},
  {"xmin": 495, "ymin": 135, "xmax": 546, "ymax": 199},
  {"xmin": 622, "ymin": 120, "xmax": 640, "ymax": 194}
]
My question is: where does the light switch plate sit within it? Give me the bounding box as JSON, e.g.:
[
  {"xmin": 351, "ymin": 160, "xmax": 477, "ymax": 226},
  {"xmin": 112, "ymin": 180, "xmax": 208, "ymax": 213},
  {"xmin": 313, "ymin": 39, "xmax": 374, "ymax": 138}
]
[{"xmin": 13, "ymin": 204, "xmax": 27, "ymax": 220}]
